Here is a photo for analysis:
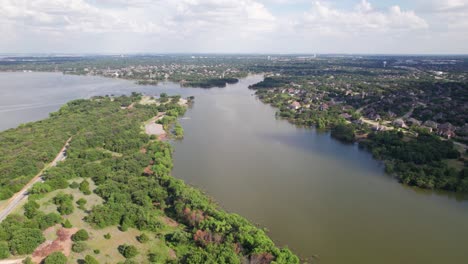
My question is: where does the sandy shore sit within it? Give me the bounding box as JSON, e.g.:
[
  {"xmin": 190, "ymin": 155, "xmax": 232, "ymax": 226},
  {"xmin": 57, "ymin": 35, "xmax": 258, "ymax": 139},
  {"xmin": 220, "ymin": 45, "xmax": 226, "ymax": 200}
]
[
  {"xmin": 145, "ymin": 123, "xmax": 165, "ymax": 135},
  {"xmin": 144, "ymin": 113, "xmax": 166, "ymax": 137}
]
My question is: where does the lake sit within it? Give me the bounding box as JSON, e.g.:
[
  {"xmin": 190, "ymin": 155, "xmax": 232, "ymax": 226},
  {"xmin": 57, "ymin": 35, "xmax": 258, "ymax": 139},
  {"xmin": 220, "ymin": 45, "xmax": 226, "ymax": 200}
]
[{"xmin": 1, "ymin": 72, "xmax": 468, "ymax": 264}]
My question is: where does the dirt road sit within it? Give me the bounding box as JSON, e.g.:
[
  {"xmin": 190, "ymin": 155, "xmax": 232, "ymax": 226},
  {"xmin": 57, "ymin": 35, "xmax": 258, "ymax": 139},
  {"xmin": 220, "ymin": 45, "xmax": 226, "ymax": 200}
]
[{"xmin": 0, "ymin": 137, "xmax": 72, "ymax": 222}]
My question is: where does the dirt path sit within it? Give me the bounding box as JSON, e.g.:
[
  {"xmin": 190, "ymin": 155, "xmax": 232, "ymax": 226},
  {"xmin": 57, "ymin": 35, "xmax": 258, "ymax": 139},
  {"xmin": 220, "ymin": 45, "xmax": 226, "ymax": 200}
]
[
  {"xmin": 0, "ymin": 259, "xmax": 24, "ymax": 264},
  {"xmin": 0, "ymin": 137, "xmax": 72, "ymax": 222}
]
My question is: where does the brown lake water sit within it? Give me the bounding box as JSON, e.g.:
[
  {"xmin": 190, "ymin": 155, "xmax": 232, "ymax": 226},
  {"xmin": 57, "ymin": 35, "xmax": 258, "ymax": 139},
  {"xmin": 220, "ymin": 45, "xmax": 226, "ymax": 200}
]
[{"xmin": 1, "ymin": 72, "xmax": 468, "ymax": 264}]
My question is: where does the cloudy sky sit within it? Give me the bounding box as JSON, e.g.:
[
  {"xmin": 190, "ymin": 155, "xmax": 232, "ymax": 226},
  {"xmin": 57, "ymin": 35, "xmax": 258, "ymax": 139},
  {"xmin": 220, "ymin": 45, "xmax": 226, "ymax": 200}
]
[{"xmin": 1, "ymin": 0, "xmax": 467, "ymax": 54}]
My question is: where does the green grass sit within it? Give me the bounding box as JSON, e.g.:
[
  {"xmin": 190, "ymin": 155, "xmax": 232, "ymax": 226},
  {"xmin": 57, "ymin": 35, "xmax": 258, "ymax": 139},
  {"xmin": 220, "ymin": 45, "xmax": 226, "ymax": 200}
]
[{"xmin": 28, "ymin": 177, "xmax": 180, "ymax": 263}]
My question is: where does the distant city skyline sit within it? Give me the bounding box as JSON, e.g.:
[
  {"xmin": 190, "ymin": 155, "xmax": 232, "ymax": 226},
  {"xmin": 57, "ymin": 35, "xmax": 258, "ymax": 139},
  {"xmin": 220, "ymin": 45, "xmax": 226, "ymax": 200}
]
[{"xmin": 1, "ymin": 0, "xmax": 468, "ymax": 54}]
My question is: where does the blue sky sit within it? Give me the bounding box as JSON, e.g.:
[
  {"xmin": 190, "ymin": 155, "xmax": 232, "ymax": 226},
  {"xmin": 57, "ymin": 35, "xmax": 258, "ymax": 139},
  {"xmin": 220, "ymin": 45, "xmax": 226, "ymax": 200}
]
[{"xmin": 1, "ymin": 0, "xmax": 467, "ymax": 54}]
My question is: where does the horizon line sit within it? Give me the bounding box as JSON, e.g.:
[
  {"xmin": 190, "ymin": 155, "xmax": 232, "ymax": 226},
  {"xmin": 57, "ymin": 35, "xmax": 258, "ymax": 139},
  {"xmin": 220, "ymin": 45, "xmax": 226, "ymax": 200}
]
[{"xmin": 1, "ymin": 52, "xmax": 468, "ymax": 57}]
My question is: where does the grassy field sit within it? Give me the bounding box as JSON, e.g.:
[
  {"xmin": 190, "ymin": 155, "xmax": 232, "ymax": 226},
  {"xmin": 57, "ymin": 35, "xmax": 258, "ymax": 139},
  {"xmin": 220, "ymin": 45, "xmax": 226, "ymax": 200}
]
[{"xmin": 20, "ymin": 178, "xmax": 181, "ymax": 264}]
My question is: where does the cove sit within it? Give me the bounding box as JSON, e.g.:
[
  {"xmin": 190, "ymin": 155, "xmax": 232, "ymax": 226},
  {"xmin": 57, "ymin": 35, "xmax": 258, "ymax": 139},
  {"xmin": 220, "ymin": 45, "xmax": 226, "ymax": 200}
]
[{"xmin": 1, "ymin": 72, "xmax": 468, "ymax": 264}]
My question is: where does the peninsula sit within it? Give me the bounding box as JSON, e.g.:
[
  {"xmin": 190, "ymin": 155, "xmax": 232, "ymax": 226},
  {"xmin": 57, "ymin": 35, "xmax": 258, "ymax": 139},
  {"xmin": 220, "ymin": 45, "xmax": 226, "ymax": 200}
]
[{"xmin": 0, "ymin": 93, "xmax": 298, "ymax": 263}]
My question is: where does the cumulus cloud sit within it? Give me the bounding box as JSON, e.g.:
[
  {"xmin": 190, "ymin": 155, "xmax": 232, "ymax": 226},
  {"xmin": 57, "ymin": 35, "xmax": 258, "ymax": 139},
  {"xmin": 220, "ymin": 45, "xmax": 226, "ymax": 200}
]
[
  {"xmin": 0, "ymin": 0, "xmax": 275, "ymax": 35},
  {"xmin": 299, "ymin": 0, "xmax": 428, "ymax": 36},
  {"xmin": 0, "ymin": 0, "xmax": 466, "ymax": 53},
  {"xmin": 428, "ymin": 0, "xmax": 468, "ymax": 12}
]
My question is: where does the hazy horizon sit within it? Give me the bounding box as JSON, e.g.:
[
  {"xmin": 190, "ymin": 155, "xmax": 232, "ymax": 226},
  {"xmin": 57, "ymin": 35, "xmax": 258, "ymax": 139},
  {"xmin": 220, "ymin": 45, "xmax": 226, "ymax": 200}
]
[{"xmin": 1, "ymin": 53, "xmax": 468, "ymax": 57}]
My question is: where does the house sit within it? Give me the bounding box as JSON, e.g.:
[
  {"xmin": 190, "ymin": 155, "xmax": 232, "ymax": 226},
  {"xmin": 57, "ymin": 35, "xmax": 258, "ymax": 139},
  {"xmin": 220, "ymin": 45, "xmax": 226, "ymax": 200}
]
[
  {"xmin": 289, "ymin": 101, "xmax": 301, "ymax": 110},
  {"xmin": 319, "ymin": 103, "xmax": 329, "ymax": 111},
  {"xmin": 423, "ymin": 120, "xmax": 439, "ymax": 130},
  {"xmin": 387, "ymin": 111, "xmax": 397, "ymax": 118},
  {"xmin": 287, "ymin": 88, "xmax": 296, "ymax": 96},
  {"xmin": 371, "ymin": 114, "xmax": 382, "ymax": 121},
  {"xmin": 421, "ymin": 126, "xmax": 433, "ymax": 133},
  {"xmin": 438, "ymin": 122, "xmax": 456, "ymax": 138},
  {"xmin": 406, "ymin": 118, "xmax": 421, "ymax": 126},
  {"xmin": 393, "ymin": 119, "xmax": 408, "ymax": 128},
  {"xmin": 365, "ymin": 110, "xmax": 381, "ymax": 121},
  {"xmin": 340, "ymin": 113, "xmax": 352, "ymax": 120}
]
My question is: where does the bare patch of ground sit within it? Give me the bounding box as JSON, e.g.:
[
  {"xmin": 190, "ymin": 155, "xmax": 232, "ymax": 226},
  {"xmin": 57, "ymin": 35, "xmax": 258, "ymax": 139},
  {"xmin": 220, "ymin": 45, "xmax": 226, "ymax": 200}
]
[
  {"xmin": 168, "ymin": 248, "xmax": 177, "ymax": 260},
  {"xmin": 140, "ymin": 96, "xmax": 159, "ymax": 105},
  {"xmin": 144, "ymin": 113, "xmax": 166, "ymax": 137},
  {"xmin": 0, "ymin": 259, "xmax": 24, "ymax": 264},
  {"xmin": 32, "ymin": 226, "xmax": 79, "ymax": 264},
  {"xmin": 178, "ymin": 98, "xmax": 188, "ymax": 106},
  {"xmin": 161, "ymin": 216, "xmax": 179, "ymax": 227},
  {"xmin": 145, "ymin": 123, "xmax": 165, "ymax": 136}
]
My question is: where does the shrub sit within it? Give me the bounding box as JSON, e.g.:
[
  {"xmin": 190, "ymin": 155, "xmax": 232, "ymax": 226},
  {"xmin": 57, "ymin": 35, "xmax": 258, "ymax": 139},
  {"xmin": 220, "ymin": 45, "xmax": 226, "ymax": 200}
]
[
  {"xmin": 22, "ymin": 257, "xmax": 33, "ymax": 264},
  {"xmin": 69, "ymin": 182, "xmax": 80, "ymax": 189},
  {"xmin": 80, "ymin": 180, "xmax": 91, "ymax": 195},
  {"xmin": 148, "ymin": 253, "xmax": 165, "ymax": 263},
  {"xmin": 0, "ymin": 241, "xmax": 10, "ymax": 259},
  {"xmin": 76, "ymin": 198, "xmax": 87, "ymax": 206},
  {"xmin": 44, "ymin": 252, "xmax": 67, "ymax": 264},
  {"xmin": 84, "ymin": 255, "xmax": 100, "ymax": 264},
  {"xmin": 63, "ymin": 219, "xmax": 73, "ymax": 228},
  {"xmin": 118, "ymin": 244, "xmax": 138, "ymax": 259},
  {"xmin": 93, "ymin": 249, "xmax": 100, "ymax": 254},
  {"xmin": 29, "ymin": 182, "xmax": 52, "ymax": 194},
  {"xmin": 77, "ymin": 198, "xmax": 87, "ymax": 210},
  {"xmin": 103, "ymin": 233, "xmax": 111, "ymax": 239},
  {"xmin": 38, "ymin": 213, "xmax": 62, "ymax": 230},
  {"xmin": 53, "ymin": 193, "xmax": 74, "ymax": 215},
  {"xmin": 72, "ymin": 242, "xmax": 87, "ymax": 253},
  {"xmin": 72, "ymin": 229, "xmax": 89, "ymax": 241},
  {"xmin": 137, "ymin": 233, "xmax": 149, "ymax": 243},
  {"xmin": 23, "ymin": 200, "xmax": 40, "ymax": 219}
]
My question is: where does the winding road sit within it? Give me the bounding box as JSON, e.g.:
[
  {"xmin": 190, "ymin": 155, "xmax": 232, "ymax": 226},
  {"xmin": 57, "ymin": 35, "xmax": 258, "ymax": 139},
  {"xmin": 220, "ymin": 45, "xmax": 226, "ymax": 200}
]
[{"xmin": 0, "ymin": 137, "xmax": 72, "ymax": 222}]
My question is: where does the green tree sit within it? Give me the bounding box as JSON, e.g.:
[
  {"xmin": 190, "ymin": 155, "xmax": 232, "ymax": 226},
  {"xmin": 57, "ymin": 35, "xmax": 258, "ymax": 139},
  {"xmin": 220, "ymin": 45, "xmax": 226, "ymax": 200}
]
[
  {"xmin": 0, "ymin": 241, "xmax": 10, "ymax": 259},
  {"xmin": 72, "ymin": 229, "xmax": 89, "ymax": 241},
  {"xmin": 53, "ymin": 193, "xmax": 74, "ymax": 215},
  {"xmin": 84, "ymin": 255, "xmax": 100, "ymax": 264},
  {"xmin": 79, "ymin": 179, "xmax": 91, "ymax": 195},
  {"xmin": 44, "ymin": 252, "xmax": 67, "ymax": 264},
  {"xmin": 29, "ymin": 183, "xmax": 52, "ymax": 194},
  {"xmin": 10, "ymin": 228, "xmax": 45, "ymax": 255},
  {"xmin": 72, "ymin": 242, "xmax": 87, "ymax": 253},
  {"xmin": 76, "ymin": 198, "xmax": 87, "ymax": 210},
  {"xmin": 22, "ymin": 257, "xmax": 33, "ymax": 264},
  {"xmin": 23, "ymin": 200, "xmax": 40, "ymax": 219},
  {"xmin": 118, "ymin": 244, "xmax": 138, "ymax": 259},
  {"xmin": 137, "ymin": 233, "xmax": 149, "ymax": 243},
  {"xmin": 63, "ymin": 219, "xmax": 73, "ymax": 228}
]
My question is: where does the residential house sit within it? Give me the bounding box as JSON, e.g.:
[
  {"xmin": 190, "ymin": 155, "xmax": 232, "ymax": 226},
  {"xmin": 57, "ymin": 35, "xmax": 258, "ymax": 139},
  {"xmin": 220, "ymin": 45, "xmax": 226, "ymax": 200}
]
[
  {"xmin": 340, "ymin": 113, "xmax": 352, "ymax": 120},
  {"xmin": 406, "ymin": 118, "xmax": 422, "ymax": 126},
  {"xmin": 319, "ymin": 103, "xmax": 329, "ymax": 111},
  {"xmin": 289, "ymin": 101, "xmax": 301, "ymax": 110},
  {"xmin": 438, "ymin": 122, "xmax": 456, "ymax": 138},
  {"xmin": 393, "ymin": 118, "xmax": 408, "ymax": 128},
  {"xmin": 423, "ymin": 120, "xmax": 439, "ymax": 130}
]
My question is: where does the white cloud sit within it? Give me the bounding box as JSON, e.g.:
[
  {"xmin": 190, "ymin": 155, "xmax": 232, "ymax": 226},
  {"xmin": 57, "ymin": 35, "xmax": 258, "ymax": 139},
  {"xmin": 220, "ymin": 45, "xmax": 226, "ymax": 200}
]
[
  {"xmin": 299, "ymin": 1, "xmax": 428, "ymax": 36},
  {"xmin": 0, "ymin": 0, "xmax": 466, "ymax": 53},
  {"xmin": 0, "ymin": 0, "xmax": 275, "ymax": 35},
  {"xmin": 429, "ymin": 0, "xmax": 468, "ymax": 12}
]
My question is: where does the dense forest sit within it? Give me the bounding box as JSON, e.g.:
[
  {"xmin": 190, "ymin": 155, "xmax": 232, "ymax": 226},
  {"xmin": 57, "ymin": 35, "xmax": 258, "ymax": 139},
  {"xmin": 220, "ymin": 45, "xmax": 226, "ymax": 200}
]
[
  {"xmin": 0, "ymin": 94, "xmax": 298, "ymax": 263},
  {"xmin": 360, "ymin": 131, "xmax": 467, "ymax": 191},
  {"xmin": 181, "ymin": 77, "xmax": 239, "ymax": 88}
]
